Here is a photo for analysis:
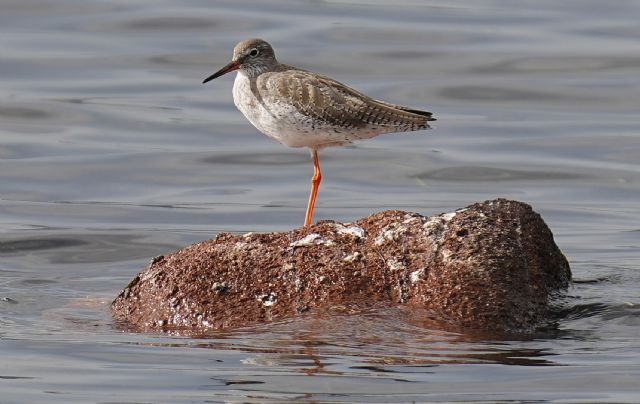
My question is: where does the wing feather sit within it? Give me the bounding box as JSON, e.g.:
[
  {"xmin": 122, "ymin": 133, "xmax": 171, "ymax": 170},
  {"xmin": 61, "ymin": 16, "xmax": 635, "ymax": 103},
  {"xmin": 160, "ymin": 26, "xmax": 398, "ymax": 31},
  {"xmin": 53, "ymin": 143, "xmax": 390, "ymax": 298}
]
[{"xmin": 257, "ymin": 67, "xmax": 434, "ymax": 132}]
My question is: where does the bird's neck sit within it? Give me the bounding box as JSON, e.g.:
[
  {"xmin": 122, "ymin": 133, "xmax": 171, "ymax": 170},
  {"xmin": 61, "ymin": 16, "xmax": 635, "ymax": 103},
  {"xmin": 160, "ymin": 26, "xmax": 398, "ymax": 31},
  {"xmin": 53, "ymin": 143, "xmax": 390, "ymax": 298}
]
[{"xmin": 240, "ymin": 62, "xmax": 278, "ymax": 79}]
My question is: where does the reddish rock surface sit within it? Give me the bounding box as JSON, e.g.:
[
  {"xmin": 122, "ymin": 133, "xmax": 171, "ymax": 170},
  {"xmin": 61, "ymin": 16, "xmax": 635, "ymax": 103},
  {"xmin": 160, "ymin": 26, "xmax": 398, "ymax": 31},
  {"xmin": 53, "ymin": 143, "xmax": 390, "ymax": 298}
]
[{"xmin": 112, "ymin": 199, "xmax": 571, "ymax": 333}]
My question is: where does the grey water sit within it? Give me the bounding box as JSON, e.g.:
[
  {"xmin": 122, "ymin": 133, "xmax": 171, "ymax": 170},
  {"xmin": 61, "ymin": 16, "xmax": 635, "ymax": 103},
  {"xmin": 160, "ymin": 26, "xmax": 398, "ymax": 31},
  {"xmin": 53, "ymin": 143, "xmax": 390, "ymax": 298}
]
[{"xmin": 1, "ymin": 0, "xmax": 639, "ymax": 402}]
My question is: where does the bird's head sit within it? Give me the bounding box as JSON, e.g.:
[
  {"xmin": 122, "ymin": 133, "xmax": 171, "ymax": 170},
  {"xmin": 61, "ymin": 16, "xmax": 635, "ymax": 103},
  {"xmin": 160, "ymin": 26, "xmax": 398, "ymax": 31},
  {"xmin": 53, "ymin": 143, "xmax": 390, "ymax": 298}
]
[{"xmin": 203, "ymin": 38, "xmax": 277, "ymax": 83}]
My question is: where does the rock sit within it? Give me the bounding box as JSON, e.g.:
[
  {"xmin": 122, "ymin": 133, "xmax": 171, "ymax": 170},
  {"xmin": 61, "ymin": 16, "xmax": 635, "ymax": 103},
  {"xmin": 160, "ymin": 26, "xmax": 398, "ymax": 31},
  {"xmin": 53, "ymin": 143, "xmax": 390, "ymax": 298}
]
[{"xmin": 111, "ymin": 199, "xmax": 571, "ymax": 333}]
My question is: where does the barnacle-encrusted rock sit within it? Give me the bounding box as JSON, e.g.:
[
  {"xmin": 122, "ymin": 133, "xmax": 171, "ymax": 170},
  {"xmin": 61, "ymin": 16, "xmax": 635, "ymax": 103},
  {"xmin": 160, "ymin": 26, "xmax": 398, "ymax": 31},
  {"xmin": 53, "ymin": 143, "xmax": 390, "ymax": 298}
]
[{"xmin": 112, "ymin": 199, "xmax": 571, "ymax": 333}]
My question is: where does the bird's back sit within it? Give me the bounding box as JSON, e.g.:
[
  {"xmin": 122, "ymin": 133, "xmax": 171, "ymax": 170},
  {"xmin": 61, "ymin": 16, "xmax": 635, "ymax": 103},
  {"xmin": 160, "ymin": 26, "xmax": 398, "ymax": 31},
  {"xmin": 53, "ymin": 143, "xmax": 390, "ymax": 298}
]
[{"xmin": 234, "ymin": 64, "xmax": 435, "ymax": 148}]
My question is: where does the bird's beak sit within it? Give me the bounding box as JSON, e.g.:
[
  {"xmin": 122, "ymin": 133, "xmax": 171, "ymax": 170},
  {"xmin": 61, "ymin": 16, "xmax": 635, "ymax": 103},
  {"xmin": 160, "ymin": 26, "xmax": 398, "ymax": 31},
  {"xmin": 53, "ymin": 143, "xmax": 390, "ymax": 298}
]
[{"xmin": 203, "ymin": 60, "xmax": 240, "ymax": 84}]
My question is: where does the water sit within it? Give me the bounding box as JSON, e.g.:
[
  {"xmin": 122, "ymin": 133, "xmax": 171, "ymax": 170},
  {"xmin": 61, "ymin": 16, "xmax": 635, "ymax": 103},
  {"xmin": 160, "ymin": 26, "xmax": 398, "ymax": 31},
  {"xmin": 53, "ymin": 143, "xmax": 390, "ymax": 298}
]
[{"xmin": 1, "ymin": 0, "xmax": 639, "ymax": 402}]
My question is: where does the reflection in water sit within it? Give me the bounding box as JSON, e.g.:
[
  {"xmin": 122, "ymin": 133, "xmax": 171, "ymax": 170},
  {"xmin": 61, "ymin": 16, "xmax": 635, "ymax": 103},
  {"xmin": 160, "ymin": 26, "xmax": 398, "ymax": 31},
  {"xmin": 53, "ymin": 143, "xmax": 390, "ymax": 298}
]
[
  {"xmin": 0, "ymin": 106, "xmax": 51, "ymax": 120},
  {"xmin": 0, "ymin": 233, "xmax": 179, "ymax": 264},
  {"xmin": 414, "ymin": 166, "xmax": 584, "ymax": 182},
  {"xmin": 200, "ymin": 151, "xmax": 311, "ymax": 166},
  {"xmin": 469, "ymin": 55, "xmax": 640, "ymax": 74},
  {"xmin": 0, "ymin": 237, "xmax": 87, "ymax": 254},
  {"xmin": 117, "ymin": 16, "xmax": 218, "ymax": 31},
  {"xmin": 174, "ymin": 305, "xmax": 566, "ymax": 369},
  {"xmin": 439, "ymin": 85, "xmax": 581, "ymax": 103}
]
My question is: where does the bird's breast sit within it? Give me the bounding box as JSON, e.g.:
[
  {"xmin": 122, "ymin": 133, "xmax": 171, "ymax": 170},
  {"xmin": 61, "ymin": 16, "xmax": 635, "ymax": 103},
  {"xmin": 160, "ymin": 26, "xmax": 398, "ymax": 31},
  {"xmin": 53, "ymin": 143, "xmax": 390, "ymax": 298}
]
[{"xmin": 233, "ymin": 71, "xmax": 291, "ymax": 142}]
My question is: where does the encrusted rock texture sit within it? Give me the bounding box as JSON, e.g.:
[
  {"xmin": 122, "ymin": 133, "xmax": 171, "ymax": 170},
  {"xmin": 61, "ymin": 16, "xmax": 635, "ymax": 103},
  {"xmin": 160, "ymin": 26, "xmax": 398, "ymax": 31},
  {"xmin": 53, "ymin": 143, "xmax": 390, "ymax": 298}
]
[{"xmin": 112, "ymin": 199, "xmax": 571, "ymax": 333}]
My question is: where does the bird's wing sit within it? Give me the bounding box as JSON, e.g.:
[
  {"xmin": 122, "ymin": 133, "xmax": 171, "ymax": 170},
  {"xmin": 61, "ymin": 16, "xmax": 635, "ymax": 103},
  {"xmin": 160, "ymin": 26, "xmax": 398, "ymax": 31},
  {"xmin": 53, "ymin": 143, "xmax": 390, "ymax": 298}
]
[
  {"xmin": 257, "ymin": 68, "xmax": 434, "ymax": 131},
  {"xmin": 373, "ymin": 99, "xmax": 436, "ymax": 121}
]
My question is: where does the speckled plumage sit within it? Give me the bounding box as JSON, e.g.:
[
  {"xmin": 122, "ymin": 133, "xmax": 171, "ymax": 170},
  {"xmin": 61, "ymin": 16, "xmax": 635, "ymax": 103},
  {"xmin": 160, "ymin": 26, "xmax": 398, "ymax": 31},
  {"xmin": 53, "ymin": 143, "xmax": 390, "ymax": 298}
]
[
  {"xmin": 203, "ymin": 38, "xmax": 436, "ymax": 225},
  {"xmin": 221, "ymin": 38, "xmax": 435, "ymax": 148}
]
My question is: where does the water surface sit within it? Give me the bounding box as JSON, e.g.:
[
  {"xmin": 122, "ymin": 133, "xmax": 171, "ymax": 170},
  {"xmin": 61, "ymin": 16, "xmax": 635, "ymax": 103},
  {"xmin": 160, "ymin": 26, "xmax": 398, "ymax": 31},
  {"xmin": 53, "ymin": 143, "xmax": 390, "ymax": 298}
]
[{"xmin": 1, "ymin": 0, "xmax": 639, "ymax": 402}]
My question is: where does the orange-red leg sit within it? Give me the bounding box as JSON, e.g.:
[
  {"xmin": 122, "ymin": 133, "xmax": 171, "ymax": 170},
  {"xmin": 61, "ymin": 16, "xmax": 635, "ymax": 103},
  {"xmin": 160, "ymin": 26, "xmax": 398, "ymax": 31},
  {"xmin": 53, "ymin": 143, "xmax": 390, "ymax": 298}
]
[{"xmin": 304, "ymin": 149, "xmax": 321, "ymax": 226}]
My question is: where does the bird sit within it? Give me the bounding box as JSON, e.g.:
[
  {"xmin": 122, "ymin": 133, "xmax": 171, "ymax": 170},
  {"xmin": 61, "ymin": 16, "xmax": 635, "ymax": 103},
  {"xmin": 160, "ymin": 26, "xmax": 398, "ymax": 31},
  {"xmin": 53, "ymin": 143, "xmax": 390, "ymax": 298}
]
[{"xmin": 203, "ymin": 38, "xmax": 435, "ymax": 227}]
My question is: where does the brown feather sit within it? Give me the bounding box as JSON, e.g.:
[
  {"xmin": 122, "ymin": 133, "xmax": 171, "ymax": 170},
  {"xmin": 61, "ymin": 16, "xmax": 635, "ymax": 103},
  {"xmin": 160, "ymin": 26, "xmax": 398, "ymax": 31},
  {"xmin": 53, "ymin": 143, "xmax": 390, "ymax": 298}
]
[{"xmin": 258, "ymin": 65, "xmax": 434, "ymax": 133}]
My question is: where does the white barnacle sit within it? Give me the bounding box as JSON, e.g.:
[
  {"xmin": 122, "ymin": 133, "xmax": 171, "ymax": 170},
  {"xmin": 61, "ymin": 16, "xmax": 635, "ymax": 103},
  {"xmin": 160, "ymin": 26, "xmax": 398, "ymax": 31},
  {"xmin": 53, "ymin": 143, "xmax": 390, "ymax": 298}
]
[
  {"xmin": 233, "ymin": 241, "xmax": 248, "ymax": 250},
  {"xmin": 333, "ymin": 223, "xmax": 366, "ymax": 240},
  {"xmin": 343, "ymin": 251, "xmax": 362, "ymax": 262},
  {"xmin": 289, "ymin": 233, "xmax": 320, "ymax": 247},
  {"xmin": 212, "ymin": 281, "xmax": 229, "ymax": 294},
  {"xmin": 440, "ymin": 248, "xmax": 453, "ymax": 261},
  {"xmin": 374, "ymin": 223, "xmax": 408, "ymax": 246},
  {"xmin": 257, "ymin": 292, "xmax": 277, "ymax": 307},
  {"xmin": 386, "ymin": 257, "xmax": 406, "ymax": 271},
  {"xmin": 410, "ymin": 269, "xmax": 424, "ymax": 283},
  {"xmin": 321, "ymin": 238, "xmax": 336, "ymax": 246},
  {"xmin": 289, "ymin": 233, "xmax": 335, "ymax": 247},
  {"xmin": 423, "ymin": 216, "xmax": 445, "ymax": 233},
  {"xmin": 442, "ymin": 211, "xmax": 457, "ymax": 221},
  {"xmin": 402, "ymin": 214, "xmax": 420, "ymax": 224}
]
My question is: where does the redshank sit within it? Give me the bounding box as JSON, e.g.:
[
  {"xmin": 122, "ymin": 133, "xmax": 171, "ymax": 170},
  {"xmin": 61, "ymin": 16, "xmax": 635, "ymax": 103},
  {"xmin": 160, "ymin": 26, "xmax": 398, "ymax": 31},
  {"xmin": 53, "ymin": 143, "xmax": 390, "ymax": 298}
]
[{"xmin": 203, "ymin": 38, "xmax": 435, "ymax": 226}]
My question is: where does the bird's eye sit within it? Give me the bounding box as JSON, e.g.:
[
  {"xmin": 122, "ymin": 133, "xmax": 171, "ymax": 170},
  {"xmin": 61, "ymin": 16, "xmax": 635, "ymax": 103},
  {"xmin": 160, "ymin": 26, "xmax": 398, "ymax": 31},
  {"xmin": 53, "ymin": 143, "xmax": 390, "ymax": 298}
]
[{"xmin": 249, "ymin": 48, "xmax": 259, "ymax": 57}]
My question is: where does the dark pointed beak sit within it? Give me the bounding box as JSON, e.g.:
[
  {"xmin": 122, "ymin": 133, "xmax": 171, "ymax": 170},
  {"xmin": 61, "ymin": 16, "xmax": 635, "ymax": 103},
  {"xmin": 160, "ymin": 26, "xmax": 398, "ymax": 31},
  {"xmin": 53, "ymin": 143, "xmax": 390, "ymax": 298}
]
[{"xmin": 203, "ymin": 60, "xmax": 240, "ymax": 84}]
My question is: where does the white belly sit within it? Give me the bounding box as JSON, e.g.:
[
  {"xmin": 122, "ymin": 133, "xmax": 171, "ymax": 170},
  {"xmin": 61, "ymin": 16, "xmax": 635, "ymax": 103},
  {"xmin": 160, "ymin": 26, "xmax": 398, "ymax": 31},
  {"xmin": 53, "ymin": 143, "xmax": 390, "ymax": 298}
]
[{"xmin": 232, "ymin": 71, "xmax": 363, "ymax": 149}]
